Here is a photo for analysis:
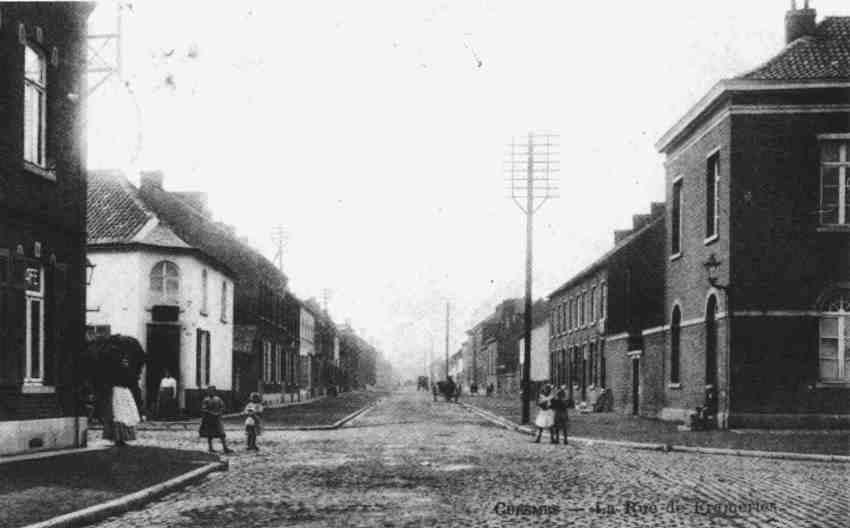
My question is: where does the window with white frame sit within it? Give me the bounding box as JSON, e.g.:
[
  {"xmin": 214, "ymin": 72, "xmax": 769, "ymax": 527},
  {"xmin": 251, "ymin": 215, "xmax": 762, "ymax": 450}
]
[
  {"xmin": 274, "ymin": 343, "xmax": 283, "ymax": 383},
  {"xmin": 599, "ymin": 282, "xmax": 607, "ymax": 320},
  {"xmin": 820, "ymin": 138, "xmax": 850, "ymax": 225},
  {"xmin": 25, "ymin": 265, "xmax": 44, "ymax": 383},
  {"xmin": 590, "ymin": 286, "xmax": 597, "ymax": 323},
  {"xmin": 150, "ymin": 261, "xmax": 180, "ymax": 304},
  {"xmin": 706, "ymin": 152, "xmax": 720, "ymax": 239},
  {"xmin": 672, "ymin": 178, "xmax": 683, "ymax": 254},
  {"xmin": 200, "ymin": 269, "xmax": 208, "ymax": 315},
  {"xmin": 24, "ymin": 44, "xmax": 47, "ymax": 167},
  {"xmin": 220, "ymin": 280, "xmax": 228, "ymax": 322},
  {"xmin": 819, "ymin": 290, "xmax": 850, "ymax": 383},
  {"xmin": 580, "ymin": 292, "xmax": 586, "ymax": 327}
]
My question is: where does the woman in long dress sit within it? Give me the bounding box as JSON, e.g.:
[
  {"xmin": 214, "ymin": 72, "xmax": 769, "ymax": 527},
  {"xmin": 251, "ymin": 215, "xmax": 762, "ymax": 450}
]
[
  {"xmin": 199, "ymin": 386, "xmax": 233, "ymax": 453},
  {"xmin": 533, "ymin": 384, "xmax": 555, "ymax": 443},
  {"xmin": 103, "ymin": 352, "xmax": 141, "ymax": 446},
  {"xmin": 156, "ymin": 370, "xmax": 178, "ymax": 420}
]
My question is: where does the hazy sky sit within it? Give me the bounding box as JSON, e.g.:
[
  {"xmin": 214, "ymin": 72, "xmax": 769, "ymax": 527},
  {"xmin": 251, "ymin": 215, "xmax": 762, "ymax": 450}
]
[{"xmin": 86, "ymin": 0, "xmax": 848, "ymax": 378}]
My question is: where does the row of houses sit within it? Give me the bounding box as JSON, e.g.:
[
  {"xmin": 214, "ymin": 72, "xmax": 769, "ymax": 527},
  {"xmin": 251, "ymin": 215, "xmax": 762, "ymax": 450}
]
[
  {"xmin": 0, "ymin": 3, "xmax": 389, "ymax": 456},
  {"xmin": 450, "ymin": 4, "xmax": 850, "ymax": 428},
  {"xmin": 86, "ymin": 169, "xmax": 386, "ymax": 417}
]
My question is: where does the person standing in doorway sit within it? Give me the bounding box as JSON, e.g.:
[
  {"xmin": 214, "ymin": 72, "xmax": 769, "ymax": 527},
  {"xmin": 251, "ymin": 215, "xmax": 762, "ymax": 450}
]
[
  {"xmin": 199, "ymin": 386, "xmax": 233, "ymax": 453},
  {"xmin": 156, "ymin": 369, "xmax": 178, "ymax": 420}
]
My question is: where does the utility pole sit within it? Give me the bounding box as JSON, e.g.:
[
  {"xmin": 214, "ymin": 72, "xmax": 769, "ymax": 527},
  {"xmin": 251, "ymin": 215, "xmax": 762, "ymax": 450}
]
[
  {"xmin": 445, "ymin": 302, "xmax": 451, "ymax": 378},
  {"xmin": 505, "ymin": 132, "xmax": 559, "ymax": 424},
  {"xmin": 271, "ymin": 225, "xmax": 289, "ymax": 273}
]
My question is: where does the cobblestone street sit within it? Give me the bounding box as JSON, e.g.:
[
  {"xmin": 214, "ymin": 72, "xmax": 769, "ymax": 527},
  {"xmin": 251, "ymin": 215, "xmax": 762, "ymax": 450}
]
[{"xmin": 90, "ymin": 390, "xmax": 848, "ymax": 528}]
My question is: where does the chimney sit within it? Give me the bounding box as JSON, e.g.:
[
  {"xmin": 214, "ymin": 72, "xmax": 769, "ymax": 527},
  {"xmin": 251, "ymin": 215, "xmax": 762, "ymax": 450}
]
[
  {"xmin": 632, "ymin": 214, "xmax": 651, "ymax": 231},
  {"xmin": 140, "ymin": 170, "xmax": 164, "ymax": 190},
  {"xmin": 786, "ymin": 0, "xmax": 816, "ymax": 44}
]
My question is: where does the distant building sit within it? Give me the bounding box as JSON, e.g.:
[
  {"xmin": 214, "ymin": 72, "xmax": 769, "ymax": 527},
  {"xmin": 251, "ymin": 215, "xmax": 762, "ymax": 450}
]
[{"xmin": 0, "ymin": 3, "xmax": 95, "ymax": 455}]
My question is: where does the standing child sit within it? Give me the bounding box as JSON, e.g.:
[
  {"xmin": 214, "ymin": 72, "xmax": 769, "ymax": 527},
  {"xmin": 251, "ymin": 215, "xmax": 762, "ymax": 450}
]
[
  {"xmin": 533, "ymin": 384, "xmax": 555, "ymax": 443},
  {"xmin": 243, "ymin": 392, "xmax": 264, "ymax": 451},
  {"xmin": 551, "ymin": 387, "xmax": 569, "ymax": 445},
  {"xmin": 199, "ymin": 386, "xmax": 233, "ymax": 454}
]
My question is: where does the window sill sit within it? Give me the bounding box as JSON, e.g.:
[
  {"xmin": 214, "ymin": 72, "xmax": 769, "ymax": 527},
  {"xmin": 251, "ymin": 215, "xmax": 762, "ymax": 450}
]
[
  {"xmin": 667, "ymin": 383, "xmax": 682, "ymax": 390},
  {"xmin": 22, "ymin": 161, "xmax": 57, "ymax": 182},
  {"xmin": 669, "ymin": 252, "xmax": 683, "ymax": 262},
  {"xmin": 704, "ymin": 234, "xmax": 719, "ymax": 245},
  {"xmin": 816, "ymin": 226, "xmax": 850, "ymax": 233},
  {"xmin": 22, "ymin": 383, "xmax": 55, "ymax": 394},
  {"xmin": 815, "ymin": 382, "xmax": 850, "ymax": 389}
]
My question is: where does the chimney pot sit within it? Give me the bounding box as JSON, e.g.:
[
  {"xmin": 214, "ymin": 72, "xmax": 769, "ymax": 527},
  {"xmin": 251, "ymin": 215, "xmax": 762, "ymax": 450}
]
[{"xmin": 785, "ymin": 2, "xmax": 816, "ymax": 44}]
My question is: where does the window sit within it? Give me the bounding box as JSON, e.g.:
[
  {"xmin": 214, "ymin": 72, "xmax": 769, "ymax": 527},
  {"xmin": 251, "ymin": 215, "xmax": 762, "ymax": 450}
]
[
  {"xmin": 274, "ymin": 343, "xmax": 283, "ymax": 383},
  {"xmin": 599, "ymin": 283, "xmax": 607, "ymax": 320},
  {"xmin": 670, "ymin": 306, "xmax": 681, "ymax": 384},
  {"xmin": 672, "ymin": 178, "xmax": 683, "ymax": 255},
  {"xmin": 818, "ymin": 290, "xmax": 850, "ymax": 383},
  {"xmin": 220, "ymin": 280, "xmax": 228, "ymax": 322},
  {"xmin": 262, "ymin": 340, "xmax": 272, "ymax": 383},
  {"xmin": 571, "ymin": 298, "xmax": 576, "ymax": 330},
  {"xmin": 820, "ymin": 139, "xmax": 850, "ymax": 225},
  {"xmin": 599, "ymin": 341, "xmax": 606, "ymax": 387},
  {"xmin": 590, "ymin": 286, "xmax": 597, "ymax": 323},
  {"xmin": 200, "ymin": 269, "xmax": 208, "ymax": 315},
  {"xmin": 150, "ymin": 261, "xmax": 180, "ymax": 304},
  {"xmin": 196, "ymin": 329, "xmax": 211, "ymax": 387},
  {"xmin": 25, "ymin": 266, "xmax": 44, "ymax": 383},
  {"xmin": 706, "ymin": 152, "xmax": 720, "ymax": 239},
  {"xmin": 24, "ymin": 44, "xmax": 47, "ymax": 167},
  {"xmin": 580, "ymin": 292, "xmax": 586, "ymax": 327}
]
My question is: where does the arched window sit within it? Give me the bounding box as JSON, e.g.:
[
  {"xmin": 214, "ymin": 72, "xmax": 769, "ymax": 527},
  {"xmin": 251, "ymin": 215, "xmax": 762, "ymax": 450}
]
[
  {"xmin": 819, "ymin": 290, "xmax": 850, "ymax": 382},
  {"xmin": 670, "ymin": 306, "xmax": 681, "ymax": 384},
  {"xmin": 150, "ymin": 261, "xmax": 180, "ymax": 304}
]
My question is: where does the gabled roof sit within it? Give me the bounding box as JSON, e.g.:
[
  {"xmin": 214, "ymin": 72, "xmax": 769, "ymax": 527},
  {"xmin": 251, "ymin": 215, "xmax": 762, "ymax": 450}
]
[
  {"xmin": 87, "ymin": 170, "xmax": 232, "ymax": 276},
  {"xmin": 740, "ymin": 17, "xmax": 850, "ymax": 81},
  {"xmin": 87, "ymin": 170, "xmax": 153, "ymax": 244}
]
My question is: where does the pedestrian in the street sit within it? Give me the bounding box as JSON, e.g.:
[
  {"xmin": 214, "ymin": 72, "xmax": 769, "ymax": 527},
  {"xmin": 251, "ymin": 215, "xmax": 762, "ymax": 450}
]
[
  {"xmin": 551, "ymin": 386, "xmax": 569, "ymax": 445},
  {"xmin": 242, "ymin": 392, "xmax": 263, "ymax": 451},
  {"xmin": 453, "ymin": 382, "xmax": 462, "ymax": 403},
  {"xmin": 102, "ymin": 342, "xmax": 142, "ymax": 447},
  {"xmin": 199, "ymin": 386, "xmax": 233, "ymax": 453},
  {"xmin": 533, "ymin": 384, "xmax": 555, "ymax": 443},
  {"xmin": 444, "ymin": 376, "xmax": 456, "ymax": 403}
]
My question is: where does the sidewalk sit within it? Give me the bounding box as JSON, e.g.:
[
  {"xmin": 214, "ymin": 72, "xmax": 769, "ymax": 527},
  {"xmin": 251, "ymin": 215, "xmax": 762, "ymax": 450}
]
[
  {"xmin": 0, "ymin": 445, "xmax": 223, "ymax": 528},
  {"xmin": 461, "ymin": 394, "xmax": 850, "ymax": 457},
  {"xmin": 222, "ymin": 389, "xmax": 386, "ymax": 429}
]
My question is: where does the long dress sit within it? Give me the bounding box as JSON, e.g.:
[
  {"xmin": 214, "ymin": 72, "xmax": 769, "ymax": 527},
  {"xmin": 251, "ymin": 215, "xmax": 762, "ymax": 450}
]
[
  {"xmin": 534, "ymin": 394, "xmax": 555, "ymax": 429},
  {"xmin": 199, "ymin": 395, "xmax": 226, "ymax": 438},
  {"xmin": 156, "ymin": 377, "xmax": 178, "ymax": 419},
  {"xmin": 103, "ymin": 386, "xmax": 140, "ymax": 443}
]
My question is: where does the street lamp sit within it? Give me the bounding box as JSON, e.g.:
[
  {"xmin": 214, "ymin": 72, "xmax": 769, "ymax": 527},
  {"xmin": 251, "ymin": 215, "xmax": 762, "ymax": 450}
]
[
  {"xmin": 703, "ymin": 253, "xmax": 726, "ymax": 290},
  {"xmin": 85, "ymin": 257, "xmax": 96, "ymax": 286}
]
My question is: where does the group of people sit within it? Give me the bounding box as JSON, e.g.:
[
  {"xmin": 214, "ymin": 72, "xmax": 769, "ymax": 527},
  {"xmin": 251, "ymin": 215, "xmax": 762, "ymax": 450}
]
[{"xmin": 533, "ymin": 384, "xmax": 570, "ymax": 445}]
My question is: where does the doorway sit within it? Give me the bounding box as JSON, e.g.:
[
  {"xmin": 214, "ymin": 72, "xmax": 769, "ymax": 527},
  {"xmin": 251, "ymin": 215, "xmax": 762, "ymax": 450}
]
[
  {"xmin": 631, "ymin": 357, "xmax": 640, "ymax": 415},
  {"xmin": 146, "ymin": 324, "xmax": 181, "ymax": 414},
  {"xmin": 706, "ymin": 295, "xmax": 718, "ymax": 387}
]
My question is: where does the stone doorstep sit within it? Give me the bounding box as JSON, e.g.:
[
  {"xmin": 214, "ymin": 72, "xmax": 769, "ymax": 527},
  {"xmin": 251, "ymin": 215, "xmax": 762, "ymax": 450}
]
[{"xmin": 459, "ymin": 402, "xmax": 850, "ymax": 463}]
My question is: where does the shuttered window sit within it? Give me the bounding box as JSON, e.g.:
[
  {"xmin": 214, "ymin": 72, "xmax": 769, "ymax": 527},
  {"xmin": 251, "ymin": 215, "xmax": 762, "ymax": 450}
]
[{"xmin": 196, "ymin": 329, "xmax": 211, "ymax": 388}]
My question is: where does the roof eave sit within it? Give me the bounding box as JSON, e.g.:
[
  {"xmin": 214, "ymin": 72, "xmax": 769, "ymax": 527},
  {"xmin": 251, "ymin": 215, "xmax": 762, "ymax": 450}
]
[{"xmin": 655, "ymin": 79, "xmax": 850, "ymax": 154}]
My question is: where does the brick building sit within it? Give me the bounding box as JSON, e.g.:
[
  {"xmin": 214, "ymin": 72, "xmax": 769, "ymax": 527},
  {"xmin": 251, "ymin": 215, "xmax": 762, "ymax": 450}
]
[
  {"xmin": 0, "ymin": 3, "xmax": 93, "ymax": 455},
  {"xmin": 654, "ymin": 3, "xmax": 850, "ymax": 428},
  {"xmin": 548, "ymin": 204, "xmax": 665, "ymax": 412}
]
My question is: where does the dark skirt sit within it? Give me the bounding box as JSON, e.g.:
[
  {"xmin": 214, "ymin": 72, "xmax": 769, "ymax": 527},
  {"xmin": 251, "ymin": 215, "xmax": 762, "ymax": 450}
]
[
  {"xmin": 157, "ymin": 389, "xmax": 179, "ymax": 419},
  {"xmin": 103, "ymin": 420, "xmax": 137, "ymax": 443},
  {"xmin": 199, "ymin": 414, "xmax": 225, "ymax": 438}
]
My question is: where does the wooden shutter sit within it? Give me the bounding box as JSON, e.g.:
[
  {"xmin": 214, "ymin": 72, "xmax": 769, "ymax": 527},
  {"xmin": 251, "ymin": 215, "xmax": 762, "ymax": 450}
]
[
  {"xmin": 204, "ymin": 331, "xmax": 211, "ymax": 387},
  {"xmin": 196, "ymin": 328, "xmax": 202, "ymax": 388},
  {"xmin": 4, "ymin": 254, "xmax": 28, "ymax": 385},
  {"xmin": 44, "ymin": 263, "xmax": 66, "ymax": 386}
]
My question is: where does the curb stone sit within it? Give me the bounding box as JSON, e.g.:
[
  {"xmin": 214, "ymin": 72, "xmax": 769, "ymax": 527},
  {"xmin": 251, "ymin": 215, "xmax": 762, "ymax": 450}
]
[
  {"xmin": 459, "ymin": 402, "xmax": 850, "ymax": 463},
  {"xmin": 20, "ymin": 457, "xmax": 228, "ymax": 528}
]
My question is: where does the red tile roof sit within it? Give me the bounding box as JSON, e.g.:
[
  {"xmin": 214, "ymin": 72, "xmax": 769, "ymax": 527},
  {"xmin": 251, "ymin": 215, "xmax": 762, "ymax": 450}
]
[
  {"xmin": 739, "ymin": 17, "xmax": 850, "ymax": 81},
  {"xmin": 87, "ymin": 170, "xmax": 152, "ymax": 244}
]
